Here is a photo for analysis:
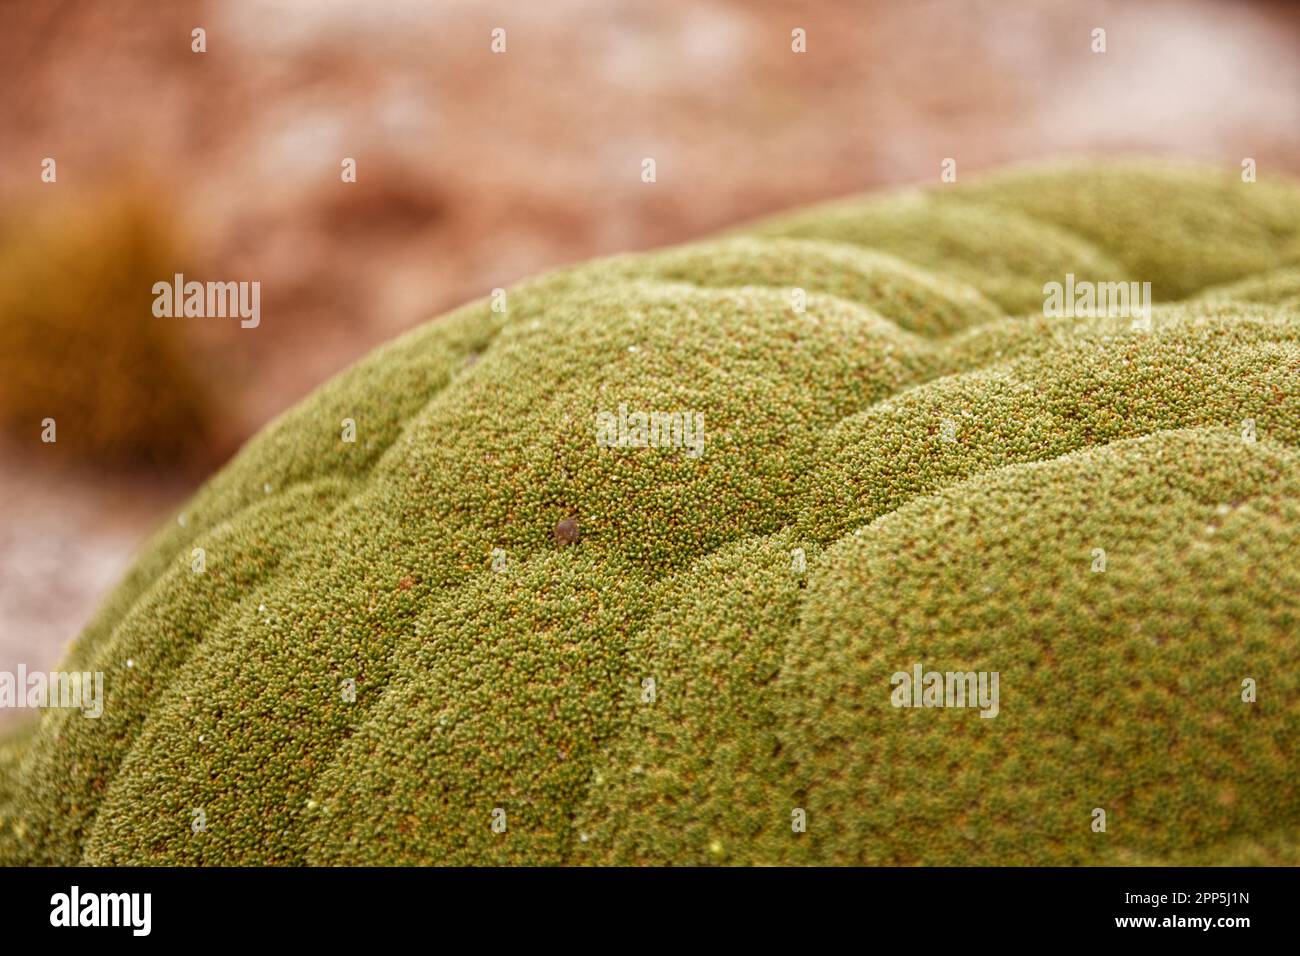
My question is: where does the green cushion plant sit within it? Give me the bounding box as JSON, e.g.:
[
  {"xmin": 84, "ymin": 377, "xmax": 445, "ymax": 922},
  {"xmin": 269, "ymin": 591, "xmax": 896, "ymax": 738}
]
[{"xmin": 2, "ymin": 161, "xmax": 1297, "ymax": 865}]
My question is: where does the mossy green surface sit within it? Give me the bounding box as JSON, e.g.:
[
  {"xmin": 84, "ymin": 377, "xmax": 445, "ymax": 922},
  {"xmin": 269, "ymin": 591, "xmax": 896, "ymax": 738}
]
[{"xmin": 2, "ymin": 162, "xmax": 1297, "ymax": 865}]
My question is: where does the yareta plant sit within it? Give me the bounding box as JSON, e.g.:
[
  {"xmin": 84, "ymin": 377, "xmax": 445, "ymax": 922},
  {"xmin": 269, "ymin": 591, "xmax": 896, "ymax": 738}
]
[{"xmin": 2, "ymin": 161, "xmax": 1298, "ymax": 865}]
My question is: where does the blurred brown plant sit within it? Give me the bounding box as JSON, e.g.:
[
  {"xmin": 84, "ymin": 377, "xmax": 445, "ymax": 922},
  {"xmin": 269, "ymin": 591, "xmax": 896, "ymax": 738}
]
[{"xmin": 0, "ymin": 195, "xmax": 222, "ymax": 470}]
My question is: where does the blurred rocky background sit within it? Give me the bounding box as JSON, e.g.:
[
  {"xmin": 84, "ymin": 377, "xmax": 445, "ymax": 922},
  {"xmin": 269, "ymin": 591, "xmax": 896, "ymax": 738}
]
[{"xmin": 1, "ymin": 0, "xmax": 1298, "ymax": 697}]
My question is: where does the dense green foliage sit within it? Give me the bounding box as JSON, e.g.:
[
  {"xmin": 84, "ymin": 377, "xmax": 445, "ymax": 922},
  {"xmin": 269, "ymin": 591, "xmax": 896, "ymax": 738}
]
[{"xmin": 2, "ymin": 162, "xmax": 1297, "ymax": 865}]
